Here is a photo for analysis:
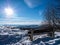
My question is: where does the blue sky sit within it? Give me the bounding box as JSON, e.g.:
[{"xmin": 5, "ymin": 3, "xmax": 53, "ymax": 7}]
[{"xmin": 0, "ymin": 0, "xmax": 59, "ymax": 25}]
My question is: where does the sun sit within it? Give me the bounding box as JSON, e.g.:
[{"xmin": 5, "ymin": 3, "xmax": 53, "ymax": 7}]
[{"xmin": 4, "ymin": 7, "xmax": 14, "ymax": 17}]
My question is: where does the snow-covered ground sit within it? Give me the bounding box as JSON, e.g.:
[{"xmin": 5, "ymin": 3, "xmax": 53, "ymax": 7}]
[
  {"xmin": 0, "ymin": 26, "xmax": 60, "ymax": 45},
  {"xmin": 5, "ymin": 31, "xmax": 60, "ymax": 45}
]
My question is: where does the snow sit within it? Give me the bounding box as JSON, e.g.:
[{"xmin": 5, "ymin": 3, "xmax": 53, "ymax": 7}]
[
  {"xmin": 0, "ymin": 25, "xmax": 60, "ymax": 45},
  {"xmin": 55, "ymin": 32, "xmax": 60, "ymax": 37}
]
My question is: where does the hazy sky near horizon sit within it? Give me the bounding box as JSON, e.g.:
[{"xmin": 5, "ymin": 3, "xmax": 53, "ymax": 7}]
[{"xmin": 0, "ymin": 0, "xmax": 58, "ymax": 25}]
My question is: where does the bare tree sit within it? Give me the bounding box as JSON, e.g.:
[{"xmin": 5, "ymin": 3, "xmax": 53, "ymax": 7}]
[{"xmin": 44, "ymin": 0, "xmax": 60, "ymax": 37}]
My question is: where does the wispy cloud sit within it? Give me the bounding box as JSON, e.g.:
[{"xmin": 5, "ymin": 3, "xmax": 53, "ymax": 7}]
[
  {"xmin": 24, "ymin": 0, "xmax": 41, "ymax": 8},
  {"xmin": 0, "ymin": 20, "xmax": 49, "ymax": 25},
  {"xmin": 0, "ymin": 15, "xmax": 45, "ymax": 25},
  {"xmin": 0, "ymin": 21, "xmax": 41, "ymax": 25}
]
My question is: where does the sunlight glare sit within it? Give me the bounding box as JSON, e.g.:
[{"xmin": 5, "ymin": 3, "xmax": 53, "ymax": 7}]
[{"xmin": 4, "ymin": 7, "xmax": 14, "ymax": 17}]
